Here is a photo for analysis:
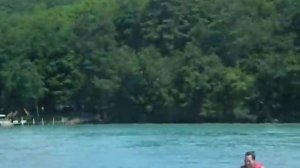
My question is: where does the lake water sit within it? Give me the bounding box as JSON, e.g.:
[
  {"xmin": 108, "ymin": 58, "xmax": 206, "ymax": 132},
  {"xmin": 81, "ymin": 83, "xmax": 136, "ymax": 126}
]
[{"xmin": 1, "ymin": 124, "xmax": 299, "ymax": 168}]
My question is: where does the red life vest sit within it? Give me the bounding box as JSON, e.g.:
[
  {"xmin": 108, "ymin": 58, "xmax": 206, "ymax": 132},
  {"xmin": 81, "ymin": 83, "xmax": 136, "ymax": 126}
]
[
  {"xmin": 255, "ymin": 163, "xmax": 263, "ymax": 168},
  {"xmin": 241, "ymin": 163, "xmax": 263, "ymax": 168}
]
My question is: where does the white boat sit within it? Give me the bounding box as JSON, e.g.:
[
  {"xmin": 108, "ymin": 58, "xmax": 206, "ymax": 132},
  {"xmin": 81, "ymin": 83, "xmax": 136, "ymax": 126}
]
[
  {"xmin": 12, "ymin": 118, "xmax": 27, "ymax": 125},
  {"xmin": 0, "ymin": 114, "xmax": 14, "ymax": 127}
]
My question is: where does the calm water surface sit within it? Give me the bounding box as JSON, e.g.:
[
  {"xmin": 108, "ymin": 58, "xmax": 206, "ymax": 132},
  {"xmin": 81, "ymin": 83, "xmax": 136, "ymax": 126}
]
[{"xmin": 1, "ymin": 124, "xmax": 299, "ymax": 168}]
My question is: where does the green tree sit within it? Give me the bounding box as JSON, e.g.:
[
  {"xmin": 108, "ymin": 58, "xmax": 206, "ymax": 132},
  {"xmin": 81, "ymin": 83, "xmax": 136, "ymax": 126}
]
[{"xmin": 0, "ymin": 59, "xmax": 45, "ymax": 116}]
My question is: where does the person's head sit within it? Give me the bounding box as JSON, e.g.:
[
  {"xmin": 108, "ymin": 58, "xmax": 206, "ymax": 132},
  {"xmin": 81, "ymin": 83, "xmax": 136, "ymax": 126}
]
[{"xmin": 244, "ymin": 151, "xmax": 256, "ymax": 168}]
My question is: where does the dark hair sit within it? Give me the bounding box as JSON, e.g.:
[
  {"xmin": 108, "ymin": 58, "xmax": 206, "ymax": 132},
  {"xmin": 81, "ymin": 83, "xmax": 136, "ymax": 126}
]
[{"xmin": 245, "ymin": 151, "xmax": 256, "ymax": 160}]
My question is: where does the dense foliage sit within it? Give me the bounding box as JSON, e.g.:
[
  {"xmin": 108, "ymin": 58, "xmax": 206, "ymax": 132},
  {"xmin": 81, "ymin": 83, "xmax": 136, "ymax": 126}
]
[{"xmin": 0, "ymin": 0, "xmax": 299, "ymax": 122}]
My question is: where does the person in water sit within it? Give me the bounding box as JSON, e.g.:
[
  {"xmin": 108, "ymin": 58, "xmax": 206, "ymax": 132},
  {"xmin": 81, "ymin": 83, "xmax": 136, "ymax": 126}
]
[{"xmin": 241, "ymin": 151, "xmax": 265, "ymax": 168}]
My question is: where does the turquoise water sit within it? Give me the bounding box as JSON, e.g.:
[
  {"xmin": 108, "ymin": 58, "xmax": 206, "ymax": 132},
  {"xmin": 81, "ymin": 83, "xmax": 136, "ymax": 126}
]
[{"xmin": 1, "ymin": 124, "xmax": 299, "ymax": 168}]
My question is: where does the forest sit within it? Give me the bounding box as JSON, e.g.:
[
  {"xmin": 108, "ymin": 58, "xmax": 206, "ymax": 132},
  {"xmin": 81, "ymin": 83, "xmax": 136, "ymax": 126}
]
[{"xmin": 0, "ymin": 0, "xmax": 299, "ymax": 123}]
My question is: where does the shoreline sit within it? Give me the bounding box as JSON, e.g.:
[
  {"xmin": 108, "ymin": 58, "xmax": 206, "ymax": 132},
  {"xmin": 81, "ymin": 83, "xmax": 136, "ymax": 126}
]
[
  {"xmin": 12, "ymin": 119, "xmax": 300, "ymax": 126},
  {"xmin": 3, "ymin": 114, "xmax": 299, "ymax": 126}
]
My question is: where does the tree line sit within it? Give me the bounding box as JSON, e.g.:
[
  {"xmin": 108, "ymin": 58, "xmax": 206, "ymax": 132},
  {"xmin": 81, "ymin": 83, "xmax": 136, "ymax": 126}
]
[{"xmin": 0, "ymin": 0, "xmax": 299, "ymax": 123}]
